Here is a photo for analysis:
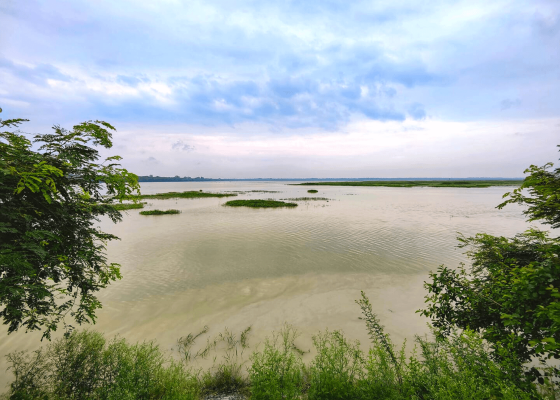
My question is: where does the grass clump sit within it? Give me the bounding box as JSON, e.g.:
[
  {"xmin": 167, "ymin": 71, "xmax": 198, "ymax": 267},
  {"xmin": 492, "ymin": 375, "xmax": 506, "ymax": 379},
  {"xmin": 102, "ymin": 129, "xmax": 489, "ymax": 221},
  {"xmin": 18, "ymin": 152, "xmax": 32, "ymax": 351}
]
[
  {"xmin": 139, "ymin": 209, "xmax": 181, "ymax": 215},
  {"xmin": 133, "ymin": 191, "xmax": 237, "ymax": 200},
  {"xmin": 249, "ymin": 325, "xmax": 304, "ymax": 400},
  {"xmin": 297, "ymin": 180, "xmax": 523, "ymax": 188},
  {"xmin": 224, "ymin": 200, "xmax": 297, "ymax": 208},
  {"xmin": 307, "ymin": 189, "xmax": 319, "ymax": 193},
  {"xmin": 6, "ymin": 330, "xmax": 199, "ymax": 399},
  {"xmin": 112, "ymin": 202, "xmax": 145, "ymax": 211}
]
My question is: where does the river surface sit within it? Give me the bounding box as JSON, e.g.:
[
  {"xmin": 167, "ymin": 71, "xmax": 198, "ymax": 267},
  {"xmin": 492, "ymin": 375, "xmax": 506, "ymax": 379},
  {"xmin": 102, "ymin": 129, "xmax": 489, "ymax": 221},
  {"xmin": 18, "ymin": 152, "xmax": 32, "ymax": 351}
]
[{"xmin": 0, "ymin": 182, "xmax": 532, "ymax": 387}]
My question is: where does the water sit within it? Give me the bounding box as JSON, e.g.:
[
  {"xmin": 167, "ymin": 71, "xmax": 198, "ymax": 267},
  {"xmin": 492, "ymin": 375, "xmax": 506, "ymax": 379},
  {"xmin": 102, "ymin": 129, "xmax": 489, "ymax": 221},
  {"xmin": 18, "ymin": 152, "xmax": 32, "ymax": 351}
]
[{"xmin": 0, "ymin": 182, "xmax": 531, "ymax": 387}]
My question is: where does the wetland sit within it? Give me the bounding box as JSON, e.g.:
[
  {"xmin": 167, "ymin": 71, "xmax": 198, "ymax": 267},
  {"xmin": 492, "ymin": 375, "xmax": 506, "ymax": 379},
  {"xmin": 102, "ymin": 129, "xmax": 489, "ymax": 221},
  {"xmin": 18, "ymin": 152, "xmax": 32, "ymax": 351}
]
[{"xmin": 0, "ymin": 181, "xmax": 531, "ymax": 389}]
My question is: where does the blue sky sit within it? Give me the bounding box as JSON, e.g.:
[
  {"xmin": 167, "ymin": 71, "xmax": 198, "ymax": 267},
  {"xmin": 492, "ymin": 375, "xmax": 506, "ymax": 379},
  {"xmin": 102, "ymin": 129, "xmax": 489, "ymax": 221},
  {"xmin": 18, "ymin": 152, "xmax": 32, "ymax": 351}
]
[{"xmin": 1, "ymin": 0, "xmax": 559, "ymax": 177}]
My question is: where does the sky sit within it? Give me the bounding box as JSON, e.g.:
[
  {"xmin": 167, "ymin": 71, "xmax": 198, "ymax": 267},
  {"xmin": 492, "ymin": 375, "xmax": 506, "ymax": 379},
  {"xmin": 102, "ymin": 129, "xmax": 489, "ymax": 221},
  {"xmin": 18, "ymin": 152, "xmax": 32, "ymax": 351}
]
[{"xmin": 1, "ymin": 0, "xmax": 559, "ymax": 178}]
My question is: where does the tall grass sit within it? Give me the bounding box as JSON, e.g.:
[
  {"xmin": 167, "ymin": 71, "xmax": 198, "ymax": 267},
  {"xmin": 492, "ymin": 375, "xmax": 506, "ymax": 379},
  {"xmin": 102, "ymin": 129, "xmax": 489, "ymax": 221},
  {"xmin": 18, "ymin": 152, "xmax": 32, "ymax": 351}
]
[
  {"xmin": 6, "ymin": 330, "xmax": 199, "ymax": 399},
  {"xmin": 249, "ymin": 325, "xmax": 304, "ymax": 400},
  {"xmin": 5, "ymin": 293, "xmax": 555, "ymax": 399}
]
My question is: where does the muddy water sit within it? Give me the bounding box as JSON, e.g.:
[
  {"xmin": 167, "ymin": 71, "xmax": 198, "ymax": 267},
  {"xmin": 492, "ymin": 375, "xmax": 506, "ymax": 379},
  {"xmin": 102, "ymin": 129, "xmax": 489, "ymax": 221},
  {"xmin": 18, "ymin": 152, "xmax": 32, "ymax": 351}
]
[{"xmin": 0, "ymin": 182, "xmax": 531, "ymax": 387}]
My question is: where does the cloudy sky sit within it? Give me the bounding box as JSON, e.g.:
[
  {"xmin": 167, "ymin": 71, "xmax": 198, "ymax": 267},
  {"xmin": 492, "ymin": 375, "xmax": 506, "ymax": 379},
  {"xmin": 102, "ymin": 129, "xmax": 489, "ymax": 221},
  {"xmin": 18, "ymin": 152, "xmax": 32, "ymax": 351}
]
[{"xmin": 1, "ymin": 0, "xmax": 559, "ymax": 178}]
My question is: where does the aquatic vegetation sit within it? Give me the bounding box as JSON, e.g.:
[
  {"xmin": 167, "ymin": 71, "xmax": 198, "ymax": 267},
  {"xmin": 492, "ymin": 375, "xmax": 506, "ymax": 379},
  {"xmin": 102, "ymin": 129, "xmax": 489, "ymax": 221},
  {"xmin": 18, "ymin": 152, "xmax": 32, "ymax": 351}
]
[
  {"xmin": 139, "ymin": 209, "xmax": 181, "ymax": 215},
  {"xmin": 112, "ymin": 202, "xmax": 145, "ymax": 210},
  {"xmin": 281, "ymin": 197, "xmax": 330, "ymax": 201},
  {"xmin": 297, "ymin": 180, "xmax": 523, "ymax": 188},
  {"xmin": 132, "ymin": 191, "xmax": 237, "ymax": 200},
  {"xmin": 224, "ymin": 200, "xmax": 298, "ymax": 208},
  {"xmin": 307, "ymin": 189, "xmax": 319, "ymax": 193}
]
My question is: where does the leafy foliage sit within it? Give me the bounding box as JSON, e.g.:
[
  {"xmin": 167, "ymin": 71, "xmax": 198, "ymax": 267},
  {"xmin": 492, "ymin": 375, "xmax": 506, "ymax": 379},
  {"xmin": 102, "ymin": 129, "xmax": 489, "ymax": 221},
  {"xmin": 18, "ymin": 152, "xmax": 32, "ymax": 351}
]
[
  {"xmin": 0, "ymin": 111, "xmax": 140, "ymax": 339},
  {"xmin": 498, "ymin": 148, "xmax": 560, "ymax": 228},
  {"xmin": 420, "ymin": 145, "xmax": 560, "ymax": 382}
]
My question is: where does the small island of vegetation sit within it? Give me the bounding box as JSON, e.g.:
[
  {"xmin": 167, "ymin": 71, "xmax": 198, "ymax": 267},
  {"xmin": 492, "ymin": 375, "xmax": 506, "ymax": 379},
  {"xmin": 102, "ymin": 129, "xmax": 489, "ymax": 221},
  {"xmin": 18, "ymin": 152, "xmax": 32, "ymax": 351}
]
[
  {"xmin": 139, "ymin": 209, "xmax": 181, "ymax": 215},
  {"xmin": 307, "ymin": 189, "xmax": 319, "ymax": 193},
  {"xmin": 133, "ymin": 191, "xmax": 237, "ymax": 200},
  {"xmin": 112, "ymin": 202, "xmax": 145, "ymax": 211},
  {"xmin": 224, "ymin": 200, "xmax": 298, "ymax": 208},
  {"xmin": 297, "ymin": 180, "xmax": 523, "ymax": 188},
  {"xmin": 282, "ymin": 197, "xmax": 330, "ymax": 201}
]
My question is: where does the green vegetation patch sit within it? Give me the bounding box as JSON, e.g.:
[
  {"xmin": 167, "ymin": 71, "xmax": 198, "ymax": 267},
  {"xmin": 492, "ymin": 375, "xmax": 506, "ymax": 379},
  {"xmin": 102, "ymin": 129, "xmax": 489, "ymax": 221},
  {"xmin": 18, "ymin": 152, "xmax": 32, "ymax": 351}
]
[
  {"xmin": 133, "ymin": 191, "xmax": 237, "ymax": 200},
  {"xmin": 307, "ymin": 189, "xmax": 319, "ymax": 193},
  {"xmin": 297, "ymin": 180, "xmax": 523, "ymax": 188},
  {"xmin": 6, "ymin": 294, "xmax": 546, "ymax": 400},
  {"xmin": 282, "ymin": 197, "xmax": 330, "ymax": 201},
  {"xmin": 139, "ymin": 209, "xmax": 181, "ymax": 215},
  {"xmin": 112, "ymin": 202, "xmax": 145, "ymax": 210},
  {"xmin": 224, "ymin": 199, "xmax": 297, "ymax": 208}
]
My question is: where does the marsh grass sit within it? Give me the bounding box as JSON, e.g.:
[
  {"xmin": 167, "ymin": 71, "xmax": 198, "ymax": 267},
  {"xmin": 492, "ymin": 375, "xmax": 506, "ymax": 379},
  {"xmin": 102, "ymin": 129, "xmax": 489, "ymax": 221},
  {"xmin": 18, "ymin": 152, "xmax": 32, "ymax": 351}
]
[
  {"xmin": 6, "ymin": 294, "xmax": 557, "ymax": 399},
  {"xmin": 297, "ymin": 180, "xmax": 523, "ymax": 188},
  {"xmin": 112, "ymin": 202, "xmax": 145, "ymax": 210},
  {"xmin": 307, "ymin": 190, "xmax": 319, "ymax": 193},
  {"xmin": 132, "ymin": 191, "xmax": 237, "ymax": 200},
  {"xmin": 281, "ymin": 197, "xmax": 330, "ymax": 201},
  {"xmin": 139, "ymin": 209, "xmax": 181, "ymax": 215},
  {"xmin": 224, "ymin": 200, "xmax": 297, "ymax": 208},
  {"xmin": 178, "ymin": 326, "xmax": 252, "ymax": 397}
]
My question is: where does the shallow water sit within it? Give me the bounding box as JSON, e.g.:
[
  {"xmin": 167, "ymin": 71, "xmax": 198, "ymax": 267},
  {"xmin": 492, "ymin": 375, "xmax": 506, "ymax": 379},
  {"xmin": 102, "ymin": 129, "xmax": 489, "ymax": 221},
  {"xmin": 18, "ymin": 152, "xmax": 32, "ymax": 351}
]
[{"xmin": 0, "ymin": 182, "xmax": 532, "ymax": 387}]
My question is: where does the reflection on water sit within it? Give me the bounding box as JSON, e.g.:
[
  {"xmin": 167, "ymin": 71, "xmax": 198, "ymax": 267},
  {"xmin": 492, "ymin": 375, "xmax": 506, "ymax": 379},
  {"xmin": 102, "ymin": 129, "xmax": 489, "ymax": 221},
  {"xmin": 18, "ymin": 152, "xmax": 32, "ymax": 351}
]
[{"xmin": 0, "ymin": 182, "xmax": 530, "ymax": 387}]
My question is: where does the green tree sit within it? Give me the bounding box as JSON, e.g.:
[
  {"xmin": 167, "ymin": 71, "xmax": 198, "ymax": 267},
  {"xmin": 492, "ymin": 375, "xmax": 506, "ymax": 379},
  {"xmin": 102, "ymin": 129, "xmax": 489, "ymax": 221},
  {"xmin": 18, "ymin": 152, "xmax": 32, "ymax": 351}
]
[
  {"xmin": 0, "ymin": 108, "xmax": 140, "ymax": 339},
  {"xmin": 420, "ymin": 146, "xmax": 560, "ymax": 382}
]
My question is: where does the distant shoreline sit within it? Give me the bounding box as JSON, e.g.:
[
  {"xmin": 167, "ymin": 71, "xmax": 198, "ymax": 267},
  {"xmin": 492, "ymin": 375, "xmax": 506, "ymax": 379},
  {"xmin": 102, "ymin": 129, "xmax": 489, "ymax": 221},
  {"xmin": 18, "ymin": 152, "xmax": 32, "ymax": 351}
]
[
  {"xmin": 295, "ymin": 180, "xmax": 523, "ymax": 188},
  {"xmin": 137, "ymin": 176, "xmax": 524, "ymax": 183}
]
